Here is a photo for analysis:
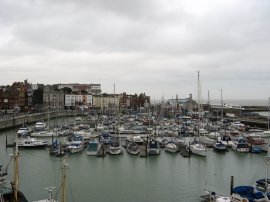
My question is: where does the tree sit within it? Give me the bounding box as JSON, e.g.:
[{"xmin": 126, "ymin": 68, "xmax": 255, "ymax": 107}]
[{"xmin": 62, "ymin": 87, "xmax": 72, "ymax": 94}]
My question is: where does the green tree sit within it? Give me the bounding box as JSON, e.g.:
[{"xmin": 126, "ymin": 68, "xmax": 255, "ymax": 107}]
[{"xmin": 62, "ymin": 87, "xmax": 72, "ymax": 94}]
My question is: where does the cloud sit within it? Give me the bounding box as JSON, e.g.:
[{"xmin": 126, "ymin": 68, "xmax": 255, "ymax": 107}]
[{"xmin": 0, "ymin": 0, "xmax": 270, "ymax": 101}]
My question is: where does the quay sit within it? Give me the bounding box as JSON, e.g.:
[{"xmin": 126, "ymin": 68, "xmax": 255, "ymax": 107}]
[
  {"xmin": 209, "ymin": 116, "xmax": 269, "ymax": 129},
  {"xmin": 0, "ymin": 110, "xmax": 86, "ymax": 131}
]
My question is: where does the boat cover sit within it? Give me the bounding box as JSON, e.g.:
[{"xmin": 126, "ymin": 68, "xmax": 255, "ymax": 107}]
[{"xmin": 233, "ymin": 186, "xmax": 265, "ymax": 202}]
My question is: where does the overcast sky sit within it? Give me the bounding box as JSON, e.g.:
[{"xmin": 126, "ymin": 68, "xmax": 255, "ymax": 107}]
[{"xmin": 0, "ymin": 0, "xmax": 270, "ymax": 102}]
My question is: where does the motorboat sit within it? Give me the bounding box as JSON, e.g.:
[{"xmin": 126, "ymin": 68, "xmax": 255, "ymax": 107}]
[
  {"xmin": 220, "ymin": 135, "xmax": 233, "ymax": 148},
  {"xmin": 66, "ymin": 135, "xmax": 85, "ymax": 153},
  {"xmin": 147, "ymin": 139, "xmax": 160, "ymax": 155},
  {"xmin": 34, "ymin": 121, "xmax": 47, "ymax": 131},
  {"xmin": 17, "ymin": 127, "xmax": 31, "ymax": 137},
  {"xmin": 87, "ymin": 139, "xmax": 101, "ymax": 156},
  {"xmin": 213, "ymin": 142, "xmax": 227, "ymax": 152},
  {"xmin": 16, "ymin": 136, "xmax": 48, "ymax": 148},
  {"xmin": 231, "ymin": 138, "xmax": 249, "ymax": 152}
]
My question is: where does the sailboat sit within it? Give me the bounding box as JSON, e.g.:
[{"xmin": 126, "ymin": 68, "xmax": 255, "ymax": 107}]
[
  {"xmin": 108, "ymin": 113, "xmax": 123, "ymax": 155},
  {"xmin": 190, "ymin": 71, "xmax": 207, "ymax": 157},
  {"xmin": 0, "ymin": 134, "xmax": 28, "ymax": 202}
]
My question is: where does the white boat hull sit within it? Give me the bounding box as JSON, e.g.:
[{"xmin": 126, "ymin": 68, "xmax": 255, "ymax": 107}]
[
  {"xmin": 108, "ymin": 146, "xmax": 123, "ymax": 155},
  {"xmin": 190, "ymin": 143, "xmax": 206, "ymax": 157}
]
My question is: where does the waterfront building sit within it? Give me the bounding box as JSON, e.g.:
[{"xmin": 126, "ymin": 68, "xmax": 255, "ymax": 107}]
[
  {"xmin": 167, "ymin": 94, "xmax": 197, "ymax": 112},
  {"xmin": 0, "ymin": 82, "xmax": 26, "ymax": 110},
  {"xmin": 65, "ymin": 94, "xmax": 93, "ymax": 108},
  {"xmin": 43, "ymin": 85, "xmax": 65, "ymax": 110},
  {"xmin": 120, "ymin": 93, "xmax": 151, "ymax": 110},
  {"xmin": 92, "ymin": 94, "xmax": 120, "ymax": 110},
  {"xmin": 58, "ymin": 83, "xmax": 101, "ymax": 95}
]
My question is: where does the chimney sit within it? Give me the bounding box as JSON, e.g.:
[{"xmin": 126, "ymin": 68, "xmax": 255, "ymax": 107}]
[{"xmin": 189, "ymin": 94, "xmax": 192, "ymax": 99}]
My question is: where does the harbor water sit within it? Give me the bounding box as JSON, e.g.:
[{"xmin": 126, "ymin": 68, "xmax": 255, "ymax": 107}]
[{"xmin": 0, "ymin": 121, "xmax": 268, "ymax": 202}]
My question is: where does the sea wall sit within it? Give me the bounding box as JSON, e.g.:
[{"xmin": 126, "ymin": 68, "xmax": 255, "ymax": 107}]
[{"xmin": 0, "ymin": 111, "xmax": 86, "ymax": 130}]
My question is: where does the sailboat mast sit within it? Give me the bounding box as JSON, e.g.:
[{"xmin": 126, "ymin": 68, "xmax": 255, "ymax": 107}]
[
  {"xmin": 221, "ymin": 89, "xmax": 223, "ymax": 120},
  {"xmin": 197, "ymin": 71, "xmax": 201, "ymax": 136},
  {"xmin": 268, "ymin": 97, "xmax": 270, "ymax": 130},
  {"xmin": 13, "ymin": 133, "xmax": 19, "ymax": 202}
]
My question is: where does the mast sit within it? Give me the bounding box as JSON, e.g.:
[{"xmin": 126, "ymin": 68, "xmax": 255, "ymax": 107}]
[
  {"xmin": 13, "ymin": 133, "xmax": 19, "ymax": 202},
  {"xmin": 267, "ymin": 97, "xmax": 270, "ymax": 131},
  {"xmin": 61, "ymin": 156, "xmax": 68, "ymax": 202},
  {"xmin": 221, "ymin": 89, "xmax": 223, "ymax": 120},
  {"xmin": 197, "ymin": 71, "xmax": 201, "ymax": 136}
]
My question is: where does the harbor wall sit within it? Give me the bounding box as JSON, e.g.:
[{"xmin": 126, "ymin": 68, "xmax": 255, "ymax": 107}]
[{"xmin": 0, "ymin": 111, "xmax": 86, "ymax": 131}]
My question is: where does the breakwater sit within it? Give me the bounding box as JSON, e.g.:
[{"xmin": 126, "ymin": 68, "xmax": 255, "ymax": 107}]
[{"xmin": 0, "ymin": 111, "xmax": 86, "ymax": 130}]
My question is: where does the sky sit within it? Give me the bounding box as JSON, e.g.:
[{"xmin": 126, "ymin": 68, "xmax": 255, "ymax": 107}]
[{"xmin": 0, "ymin": 0, "xmax": 270, "ymax": 103}]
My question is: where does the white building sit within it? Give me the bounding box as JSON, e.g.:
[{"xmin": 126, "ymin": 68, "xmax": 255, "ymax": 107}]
[{"xmin": 65, "ymin": 94, "xmax": 93, "ymax": 107}]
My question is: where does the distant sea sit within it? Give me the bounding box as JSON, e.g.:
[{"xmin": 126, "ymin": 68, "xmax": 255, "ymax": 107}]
[{"xmin": 205, "ymin": 99, "xmax": 269, "ymax": 106}]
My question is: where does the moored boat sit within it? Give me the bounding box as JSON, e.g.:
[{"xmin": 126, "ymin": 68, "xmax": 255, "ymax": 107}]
[
  {"xmin": 87, "ymin": 139, "xmax": 101, "ymax": 156},
  {"xmin": 16, "ymin": 136, "xmax": 48, "ymax": 148},
  {"xmin": 165, "ymin": 141, "xmax": 178, "ymax": 153},
  {"xmin": 231, "ymin": 138, "xmax": 249, "ymax": 153},
  {"xmin": 147, "ymin": 138, "xmax": 160, "ymax": 155}
]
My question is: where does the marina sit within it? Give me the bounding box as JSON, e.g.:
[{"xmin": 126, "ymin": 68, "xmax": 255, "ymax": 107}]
[{"xmin": 0, "ymin": 112, "xmax": 270, "ymax": 202}]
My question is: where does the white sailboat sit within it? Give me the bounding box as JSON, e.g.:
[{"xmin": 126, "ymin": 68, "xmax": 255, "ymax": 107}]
[
  {"xmin": 190, "ymin": 71, "xmax": 207, "ymax": 157},
  {"xmin": 108, "ymin": 112, "xmax": 123, "ymax": 155}
]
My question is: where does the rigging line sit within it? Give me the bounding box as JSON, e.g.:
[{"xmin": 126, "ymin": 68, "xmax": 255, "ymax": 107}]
[
  {"xmin": 2, "ymin": 155, "xmax": 13, "ymax": 173},
  {"xmin": 54, "ymin": 181, "xmax": 63, "ymax": 200}
]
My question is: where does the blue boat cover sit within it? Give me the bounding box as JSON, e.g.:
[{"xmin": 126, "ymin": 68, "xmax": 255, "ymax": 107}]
[{"xmin": 233, "ymin": 186, "xmax": 265, "ymax": 202}]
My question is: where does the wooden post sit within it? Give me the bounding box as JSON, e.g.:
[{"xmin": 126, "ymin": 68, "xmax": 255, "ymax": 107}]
[{"xmin": 230, "ymin": 176, "xmax": 234, "ymax": 195}]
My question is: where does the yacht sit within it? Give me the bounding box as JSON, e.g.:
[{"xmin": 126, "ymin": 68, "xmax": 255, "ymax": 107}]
[
  {"xmin": 87, "ymin": 139, "xmax": 101, "ymax": 156},
  {"xmin": 34, "ymin": 121, "xmax": 47, "ymax": 131},
  {"xmin": 231, "ymin": 138, "xmax": 249, "ymax": 152},
  {"xmin": 67, "ymin": 135, "xmax": 85, "ymax": 153},
  {"xmin": 17, "ymin": 127, "xmax": 31, "ymax": 137},
  {"xmin": 17, "ymin": 136, "xmax": 48, "ymax": 148},
  {"xmin": 147, "ymin": 138, "xmax": 160, "ymax": 155}
]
